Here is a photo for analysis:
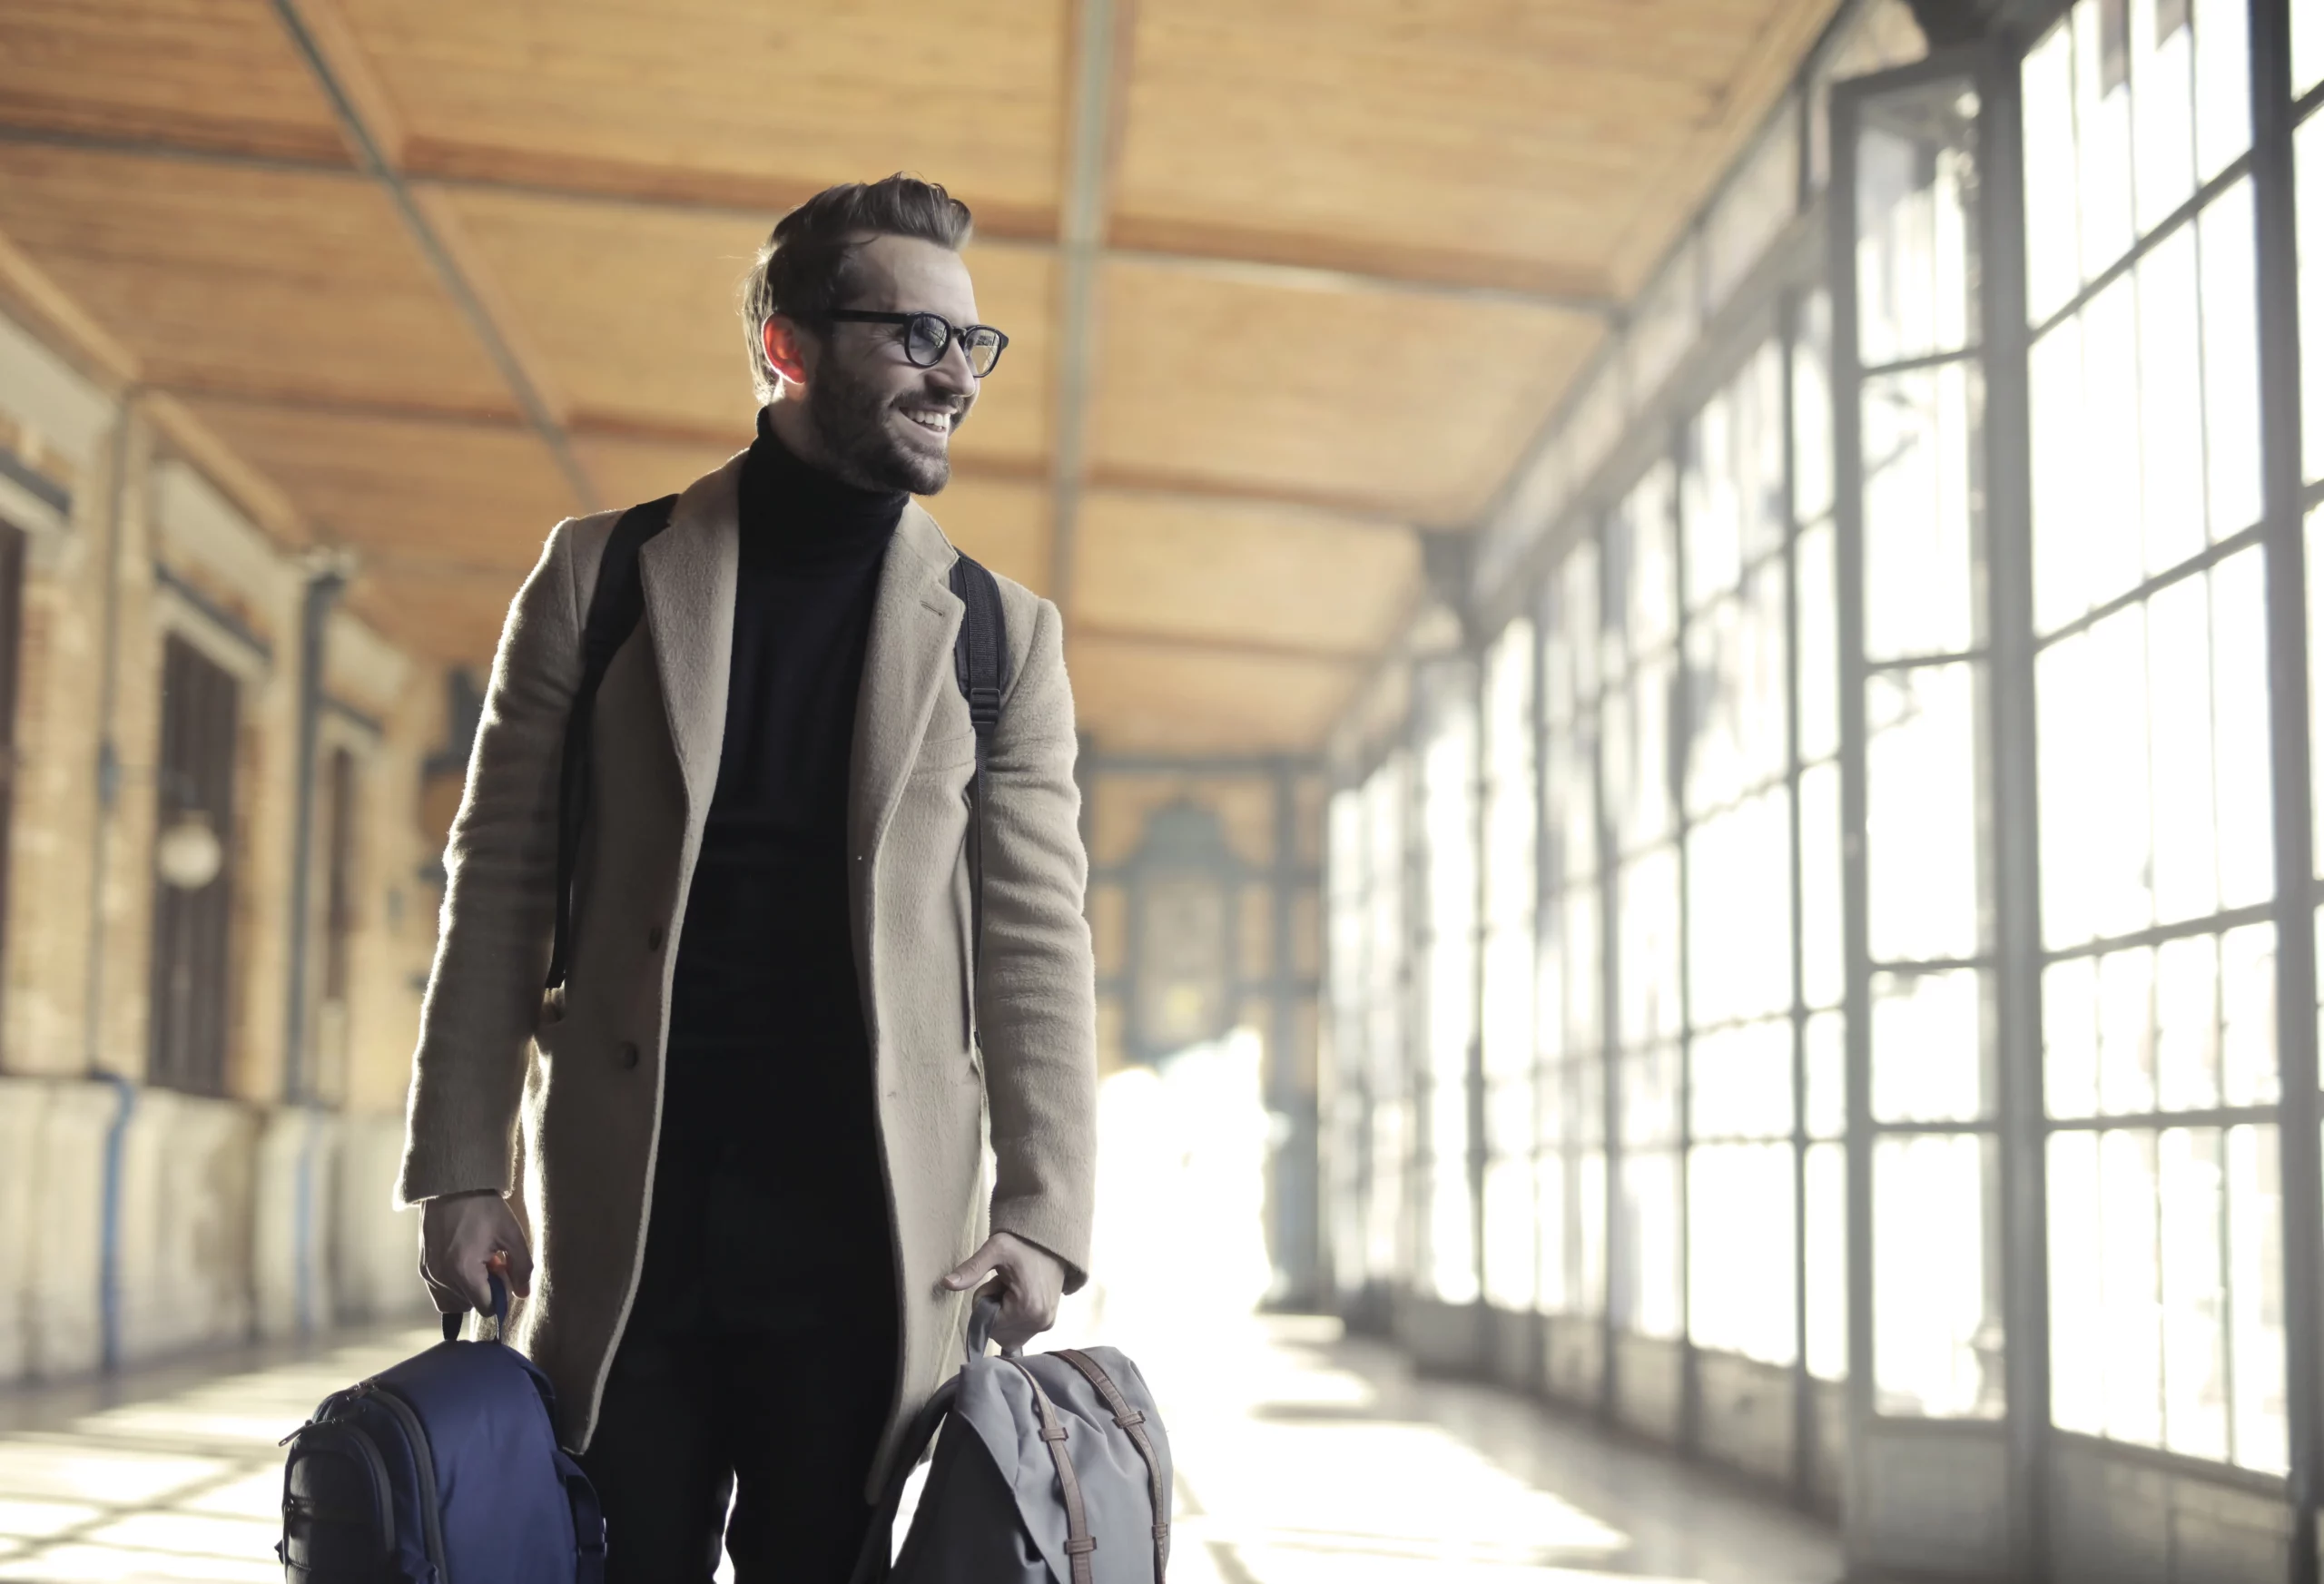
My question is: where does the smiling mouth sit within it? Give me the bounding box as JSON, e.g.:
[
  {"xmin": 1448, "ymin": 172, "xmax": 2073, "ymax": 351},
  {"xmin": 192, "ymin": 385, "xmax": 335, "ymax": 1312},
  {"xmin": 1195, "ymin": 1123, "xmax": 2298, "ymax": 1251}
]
[{"xmin": 901, "ymin": 406, "xmax": 955, "ymax": 438}]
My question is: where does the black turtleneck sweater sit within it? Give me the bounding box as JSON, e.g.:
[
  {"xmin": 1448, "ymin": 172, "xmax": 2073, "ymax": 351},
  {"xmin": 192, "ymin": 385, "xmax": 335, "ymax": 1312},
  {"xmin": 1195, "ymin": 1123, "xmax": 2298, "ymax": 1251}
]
[{"xmin": 637, "ymin": 409, "xmax": 906, "ymax": 1335}]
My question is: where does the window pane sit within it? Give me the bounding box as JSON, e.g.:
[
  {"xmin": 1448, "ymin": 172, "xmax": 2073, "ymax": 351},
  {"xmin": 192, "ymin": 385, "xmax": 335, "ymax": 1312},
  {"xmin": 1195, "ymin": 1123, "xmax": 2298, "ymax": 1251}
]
[
  {"xmin": 1687, "ymin": 789, "xmax": 1793, "ymax": 1028},
  {"xmin": 1483, "ymin": 1153, "xmax": 1536, "ymax": 1311},
  {"xmin": 2228, "ymin": 1123, "xmax": 2286, "ymax": 1471},
  {"xmin": 1797, "ymin": 520, "xmax": 1840, "ymax": 763},
  {"xmin": 2039, "ymin": 608, "xmax": 2155, "ymax": 946},
  {"xmin": 2221, "ymin": 922, "xmax": 2278, "ymax": 1106},
  {"xmin": 1855, "ymin": 83, "xmax": 1979, "ymax": 367},
  {"xmin": 1691, "ymin": 1018, "xmax": 1794, "ymax": 1141},
  {"xmin": 1806, "ymin": 1140, "xmax": 1847, "ymax": 1381},
  {"xmin": 2211, "ymin": 550, "xmax": 2274, "ymax": 910},
  {"xmin": 2031, "ymin": 277, "xmax": 2142, "ymax": 634},
  {"xmin": 1611, "ymin": 465, "xmax": 1678, "ymax": 661},
  {"xmin": 1799, "ymin": 761, "xmax": 1846, "ymax": 1010},
  {"xmin": 2130, "ymin": 0, "xmax": 2197, "ymax": 236},
  {"xmin": 1618, "ymin": 849, "xmax": 1683, "ymax": 1048},
  {"xmin": 1875, "ymin": 1133, "xmax": 2003, "ymax": 1417},
  {"xmin": 1578, "ymin": 1146, "xmax": 1608, "ymax": 1318},
  {"xmin": 2160, "ymin": 1126, "xmax": 2229, "ymax": 1461},
  {"xmin": 2299, "ymin": 112, "xmax": 2324, "ymax": 482},
  {"xmin": 1689, "ymin": 1141, "xmax": 1797, "ymax": 1365},
  {"xmin": 2200, "ymin": 182, "xmax": 2261, "ymax": 536},
  {"xmin": 2137, "ymin": 227, "xmax": 2205, "ymax": 575},
  {"xmin": 1423, "ymin": 688, "xmax": 1478, "ymax": 1304},
  {"xmin": 1806, "ymin": 1008, "xmax": 1846, "ymax": 1139},
  {"xmin": 1561, "ymin": 883, "xmax": 1601, "ymax": 1063},
  {"xmin": 1873, "ymin": 967, "xmax": 1990, "ymax": 1124},
  {"xmin": 2024, "ymin": 18, "xmax": 2082, "ymax": 326},
  {"xmin": 1536, "ymin": 1147, "xmax": 1570, "ymax": 1313},
  {"xmin": 2190, "ymin": 0, "xmax": 2250, "ymax": 184},
  {"xmin": 2100, "ymin": 1129, "xmax": 2166, "ymax": 1446},
  {"xmin": 1863, "ymin": 362, "xmax": 1984, "ymax": 661},
  {"xmin": 1618, "ymin": 1150, "xmax": 1685, "ymax": 1340},
  {"xmin": 1866, "ymin": 663, "xmax": 1984, "ymax": 962},
  {"xmin": 2049, "ymin": 1129, "xmax": 2105, "ymax": 1436},
  {"xmin": 1603, "ymin": 654, "xmax": 1676, "ymax": 854},
  {"xmin": 1794, "ymin": 290, "xmax": 1837, "ymax": 525},
  {"xmin": 1369, "ymin": 1097, "xmax": 1408, "ymax": 1283},
  {"xmin": 2073, "ymin": 0, "xmax": 2138, "ymax": 280}
]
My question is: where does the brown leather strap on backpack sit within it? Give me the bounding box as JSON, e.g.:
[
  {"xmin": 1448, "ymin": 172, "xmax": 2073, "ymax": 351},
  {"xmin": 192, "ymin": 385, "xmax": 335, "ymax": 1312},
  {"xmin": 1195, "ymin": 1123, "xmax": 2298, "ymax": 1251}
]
[
  {"xmin": 1059, "ymin": 1349, "xmax": 1169, "ymax": 1581},
  {"xmin": 1006, "ymin": 1359, "xmax": 1096, "ymax": 1584}
]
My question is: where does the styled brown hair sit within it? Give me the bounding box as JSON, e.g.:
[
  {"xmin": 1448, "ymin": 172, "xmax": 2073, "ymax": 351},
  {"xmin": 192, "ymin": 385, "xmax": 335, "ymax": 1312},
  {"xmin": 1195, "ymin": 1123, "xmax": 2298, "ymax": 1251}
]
[{"xmin": 739, "ymin": 174, "xmax": 975, "ymax": 402}]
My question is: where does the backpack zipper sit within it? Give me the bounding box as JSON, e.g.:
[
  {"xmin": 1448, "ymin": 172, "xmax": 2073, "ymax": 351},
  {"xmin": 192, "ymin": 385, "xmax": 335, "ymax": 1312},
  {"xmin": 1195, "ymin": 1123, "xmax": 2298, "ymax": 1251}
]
[{"xmin": 356, "ymin": 1380, "xmax": 451, "ymax": 1584}]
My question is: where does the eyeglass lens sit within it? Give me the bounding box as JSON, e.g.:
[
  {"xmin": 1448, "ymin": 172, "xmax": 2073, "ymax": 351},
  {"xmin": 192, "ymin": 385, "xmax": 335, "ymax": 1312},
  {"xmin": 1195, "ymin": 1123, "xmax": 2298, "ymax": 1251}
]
[{"xmin": 904, "ymin": 314, "xmax": 1003, "ymax": 377}]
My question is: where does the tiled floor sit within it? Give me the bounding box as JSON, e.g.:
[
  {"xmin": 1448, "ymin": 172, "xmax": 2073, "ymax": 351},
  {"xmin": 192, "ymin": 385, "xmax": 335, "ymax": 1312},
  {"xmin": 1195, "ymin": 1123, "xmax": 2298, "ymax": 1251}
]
[
  {"xmin": 0, "ymin": 1313, "xmax": 1840, "ymax": 1583},
  {"xmin": 0, "ymin": 1328, "xmax": 435, "ymax": 1581}
]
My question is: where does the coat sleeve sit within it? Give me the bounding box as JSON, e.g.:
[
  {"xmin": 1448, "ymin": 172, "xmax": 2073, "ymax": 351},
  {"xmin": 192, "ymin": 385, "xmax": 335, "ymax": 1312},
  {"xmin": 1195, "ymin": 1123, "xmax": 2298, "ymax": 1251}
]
[
  {"xmin": 975, "ymin": 594, "xmax": 1099, "ymax": 1291},
  {"xmin": 396, "ymin": 522, "xmax": 583, "ymax": 1206}
]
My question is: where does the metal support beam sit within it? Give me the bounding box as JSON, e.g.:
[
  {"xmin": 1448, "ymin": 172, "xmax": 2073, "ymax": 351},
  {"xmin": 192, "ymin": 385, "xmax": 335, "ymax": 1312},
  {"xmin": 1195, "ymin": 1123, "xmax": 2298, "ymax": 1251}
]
[
  {"xmin": 1976, "ymin": 39, "xmax": 2053, "ymax": 1582},
  {"xmin": 265, "ymin": 0, "xmax": 598, "ymax": 513},
  {"xmin": 281, "ymin": 557, "xmax": 347, "ymax": 1105},
  {"xmin": 1046, "ymin": 0, "xmax": 1126, "ymax": 615},
  {"xmin": 2250, "ymin": 5, "xmax": 2324, "ymax": 1579}
]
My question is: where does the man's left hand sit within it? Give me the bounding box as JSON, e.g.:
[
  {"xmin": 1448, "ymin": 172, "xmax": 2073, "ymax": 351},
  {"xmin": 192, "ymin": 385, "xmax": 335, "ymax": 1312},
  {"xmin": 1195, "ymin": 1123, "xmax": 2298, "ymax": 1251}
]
[{"xmin": 941, "ymin": 1231, "xmax": 1065, "ymax": 1351}]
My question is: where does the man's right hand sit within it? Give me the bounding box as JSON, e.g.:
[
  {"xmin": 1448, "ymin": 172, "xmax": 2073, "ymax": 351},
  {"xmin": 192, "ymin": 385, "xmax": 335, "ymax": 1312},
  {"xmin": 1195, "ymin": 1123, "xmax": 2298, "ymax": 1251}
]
[{"xmin": 419, "ymin": 1190, "xmax": 535, "ymax": 1316}]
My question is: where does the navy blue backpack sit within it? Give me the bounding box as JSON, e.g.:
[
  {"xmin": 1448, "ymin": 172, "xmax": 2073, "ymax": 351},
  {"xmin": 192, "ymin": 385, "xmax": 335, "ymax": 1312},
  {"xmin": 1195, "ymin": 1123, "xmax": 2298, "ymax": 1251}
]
[{"xmin": 277, "ymin": 1279, "xmax": 606, "ymax": 1582}]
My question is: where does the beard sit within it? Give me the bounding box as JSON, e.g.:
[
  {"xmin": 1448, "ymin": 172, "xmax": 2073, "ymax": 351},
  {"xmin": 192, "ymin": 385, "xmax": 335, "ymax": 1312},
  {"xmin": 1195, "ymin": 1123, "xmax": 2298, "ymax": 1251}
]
[{"xmin": 805, "ymin": 354, "xmax": 956, "ymax": 495}]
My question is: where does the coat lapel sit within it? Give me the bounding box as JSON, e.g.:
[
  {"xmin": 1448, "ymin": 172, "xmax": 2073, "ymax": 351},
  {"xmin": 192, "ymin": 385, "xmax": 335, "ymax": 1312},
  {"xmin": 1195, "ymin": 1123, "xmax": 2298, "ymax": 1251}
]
[
  {"xmin": 639, "ymin": 451, "xmax": 744, "ymax": 822},
  {"xmin": 852, "ymin": 502, "xmax": 960, "ymax": 861}
]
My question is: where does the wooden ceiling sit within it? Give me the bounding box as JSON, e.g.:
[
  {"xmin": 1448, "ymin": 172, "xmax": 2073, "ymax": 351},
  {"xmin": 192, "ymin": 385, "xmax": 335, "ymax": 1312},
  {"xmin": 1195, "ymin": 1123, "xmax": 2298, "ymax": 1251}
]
[{"xmin": 0, "ymin": 0, "xmax": 1841, "ymax": 753}]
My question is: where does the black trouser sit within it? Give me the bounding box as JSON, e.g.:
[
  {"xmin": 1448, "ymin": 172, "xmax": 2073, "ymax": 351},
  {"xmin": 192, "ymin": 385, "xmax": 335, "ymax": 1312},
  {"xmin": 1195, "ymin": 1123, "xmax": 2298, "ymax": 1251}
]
[{"xmin": 579, "ymin": 1306, "xmax": 898, "ymax": 1583}]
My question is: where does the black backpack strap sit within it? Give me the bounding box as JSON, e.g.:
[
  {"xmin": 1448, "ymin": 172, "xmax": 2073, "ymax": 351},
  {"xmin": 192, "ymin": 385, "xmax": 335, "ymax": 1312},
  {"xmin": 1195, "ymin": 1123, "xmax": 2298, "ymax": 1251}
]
[
  {"xmin": 948, "ymin": 554, "xmax": 1009, "ymax": 1005},
  {"xmin": 546, "ymin": 494, "xmax": 679, "ymax": 991}
]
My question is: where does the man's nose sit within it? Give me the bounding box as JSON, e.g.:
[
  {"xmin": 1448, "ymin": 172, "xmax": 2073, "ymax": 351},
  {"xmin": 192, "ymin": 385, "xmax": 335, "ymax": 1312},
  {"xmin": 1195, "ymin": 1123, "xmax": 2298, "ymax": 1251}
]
[{"xmin": 931, "ymin": 338, "xmax": 978, "ymax": 393}]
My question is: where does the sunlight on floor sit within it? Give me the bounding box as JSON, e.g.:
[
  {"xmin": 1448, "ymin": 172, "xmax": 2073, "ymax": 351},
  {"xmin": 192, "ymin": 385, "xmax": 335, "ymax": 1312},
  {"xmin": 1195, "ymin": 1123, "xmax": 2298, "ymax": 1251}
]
[
  {"xmin": 0, "ymin": 1032, "xmax": 1837, "ymax": 1582},
  {"xmin": 0, "ymin": 1333, "xmax": 432, "ymax": 1582}
]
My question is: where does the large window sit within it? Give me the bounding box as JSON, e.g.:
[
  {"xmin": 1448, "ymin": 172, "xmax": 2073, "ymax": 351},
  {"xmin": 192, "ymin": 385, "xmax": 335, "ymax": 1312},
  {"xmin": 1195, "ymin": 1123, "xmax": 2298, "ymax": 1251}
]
[
  {"xmin": 1417, "ymin": 674, "xmax": 1480, "ymax": 1304},
  {"xmin": 1322, "ymin": 0, "xmax": 2324, "ymax": 1543},
  {"xmin": 1605, "ymin": 466, "xmax": 1687, "ymax": 1344},
  {"xmin": 1481, "ymin": 622, "xmax": 1539, "ymax": 1310},
  {"xmin": 2026, "ymin": 0, "xmax": 2285, "ymax": 1471},
  {"xmin": 1682, "ymin": 342, "xmax": 1800, "ymax": 1371},
  {"xmin": 148, "ymin": 634, "xmax": 240, "ymax": 1096},
  {"xmin": 1541, "ymin": 546, "xmax": 1607, "ymax": 1330}
]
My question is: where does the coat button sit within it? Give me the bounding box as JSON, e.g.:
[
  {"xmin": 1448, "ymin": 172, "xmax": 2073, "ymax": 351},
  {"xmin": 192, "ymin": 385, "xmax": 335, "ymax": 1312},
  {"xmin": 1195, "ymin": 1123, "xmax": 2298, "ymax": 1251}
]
[
  {"xmin": 617, "ymin": 1041, "xmax": 640, "ymax": 1070},
  {"xmin": 645, "ymin": 924, "xmax": 665, "ymax": 951}
]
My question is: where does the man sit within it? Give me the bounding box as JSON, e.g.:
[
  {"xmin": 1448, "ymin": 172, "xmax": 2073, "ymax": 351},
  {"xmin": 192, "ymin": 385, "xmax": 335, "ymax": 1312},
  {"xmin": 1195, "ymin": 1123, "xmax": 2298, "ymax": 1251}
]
[{"xmin": 396, "ymin": 175, "xmax": 1098, "ymax": 1582}]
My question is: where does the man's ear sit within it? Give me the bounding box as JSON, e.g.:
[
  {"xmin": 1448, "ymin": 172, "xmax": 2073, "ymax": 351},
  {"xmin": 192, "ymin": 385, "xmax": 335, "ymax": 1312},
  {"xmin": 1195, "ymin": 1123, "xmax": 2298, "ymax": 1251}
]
[{"xmin": 762, "ymin": 316, "xmax": 812, "ymax": 388}]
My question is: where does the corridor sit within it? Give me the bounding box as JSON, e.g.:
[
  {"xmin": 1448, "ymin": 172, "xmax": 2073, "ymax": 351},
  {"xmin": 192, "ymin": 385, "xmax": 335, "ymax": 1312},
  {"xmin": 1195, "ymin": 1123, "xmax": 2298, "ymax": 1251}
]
[
  {"xmin": 7, "ymin": 0, "xmax": 2324, "ymax": 1578},
  {"xmin": 0, "ymin": 1313, "xmax": 1839, "ymax": 1584}
]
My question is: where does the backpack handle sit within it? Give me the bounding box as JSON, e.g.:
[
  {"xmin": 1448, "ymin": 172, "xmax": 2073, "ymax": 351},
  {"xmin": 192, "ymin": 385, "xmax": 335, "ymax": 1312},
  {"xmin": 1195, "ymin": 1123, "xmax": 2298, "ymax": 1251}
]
[
  {"xmin": 440, "ymin": 1272, "xmax": 509, "ymax": 1344},
  {"xmin": 964, "ymin": 1291, "xmax": 1023, "ymax": 1364}
]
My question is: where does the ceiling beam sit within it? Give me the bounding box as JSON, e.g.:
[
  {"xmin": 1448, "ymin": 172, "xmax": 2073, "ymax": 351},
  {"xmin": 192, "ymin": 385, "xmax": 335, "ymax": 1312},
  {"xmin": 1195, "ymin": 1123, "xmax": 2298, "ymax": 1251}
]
[
  {"xmin": 160, "ymin": 383, "xmax": 1426, "ymax": 528},
  {"xmin": 1046, "ymin": 0, "xmax": 1132, "ymax": 619},
  {"xmin": 0, "ymin": 120, "xmax": 1614, "ymax": 319},
  {"xmin": 265, "ymin": 0, "xmax": 599, "ymax": 512}
]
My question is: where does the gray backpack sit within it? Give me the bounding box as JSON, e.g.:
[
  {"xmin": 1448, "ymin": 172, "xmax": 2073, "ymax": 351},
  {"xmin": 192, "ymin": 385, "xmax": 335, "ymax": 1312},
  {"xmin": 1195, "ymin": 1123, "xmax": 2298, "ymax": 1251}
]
[{"xmin": 852, "ymin": 1302, "xmax": 1172, "ymax": 1583}]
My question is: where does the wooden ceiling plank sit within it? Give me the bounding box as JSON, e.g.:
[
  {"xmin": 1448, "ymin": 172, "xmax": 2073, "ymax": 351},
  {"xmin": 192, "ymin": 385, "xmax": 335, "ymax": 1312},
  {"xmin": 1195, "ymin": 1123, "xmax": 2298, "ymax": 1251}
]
[
  {"xmin": 263, "ymin": 0, "xmax": 598, "ymax": 509},
  {"xmin": 281, "ymin": 0, "xmax": 408, "ymax": 165},
  {"xmin": 0, "ymin": 119, "xmax": 1617, "ymax": 313}
]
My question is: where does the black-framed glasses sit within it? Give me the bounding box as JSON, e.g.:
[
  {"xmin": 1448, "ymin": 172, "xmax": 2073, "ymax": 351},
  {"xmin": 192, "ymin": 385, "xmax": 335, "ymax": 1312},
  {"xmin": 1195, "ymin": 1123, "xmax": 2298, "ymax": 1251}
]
[{"xmin": 822, "ymin": 310, "xmax": 1009, "ymax": 377}]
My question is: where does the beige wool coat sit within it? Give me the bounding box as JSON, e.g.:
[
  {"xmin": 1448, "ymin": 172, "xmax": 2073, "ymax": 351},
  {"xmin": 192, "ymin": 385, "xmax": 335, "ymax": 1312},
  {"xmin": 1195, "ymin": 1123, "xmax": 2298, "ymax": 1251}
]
[{"xmin": 396, "ymin": 448, "xmax": 1098, "ymax": 1492}]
